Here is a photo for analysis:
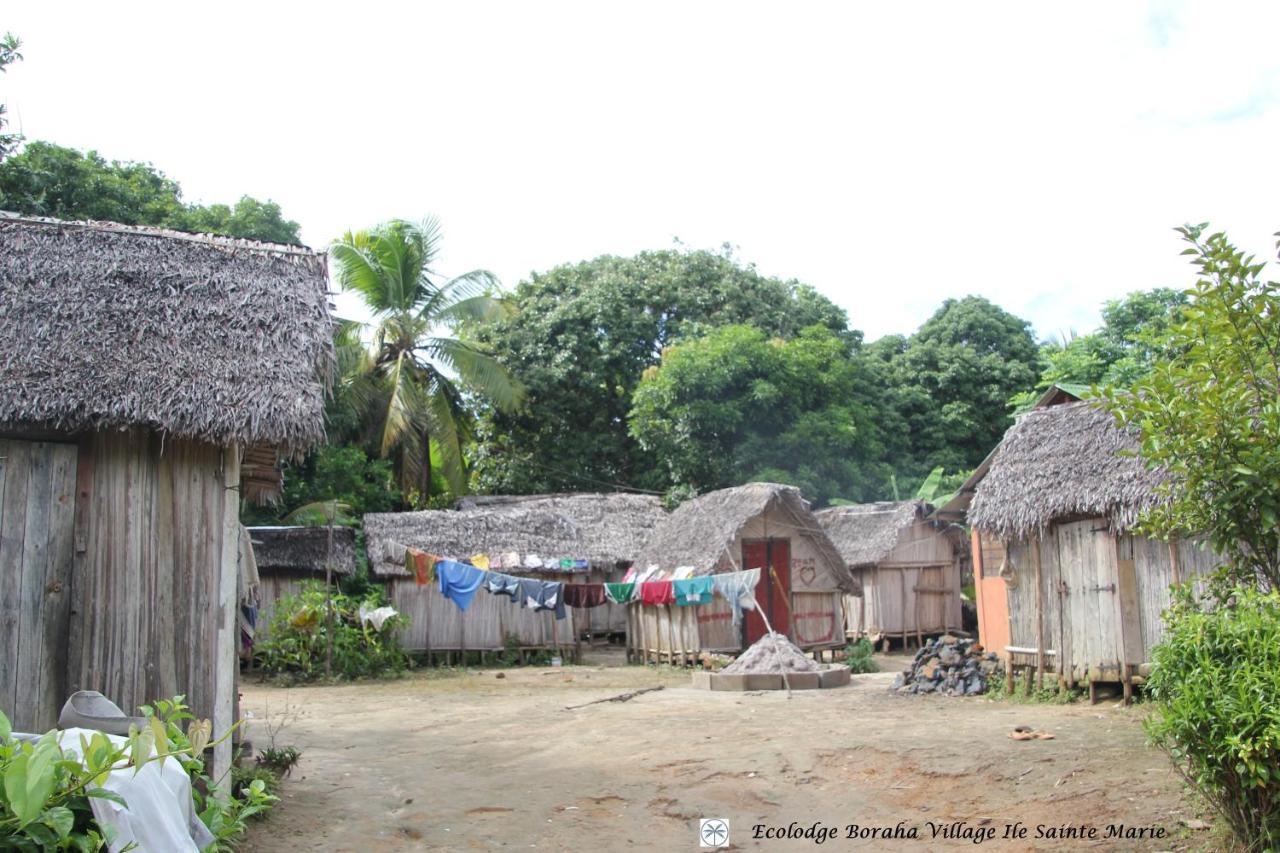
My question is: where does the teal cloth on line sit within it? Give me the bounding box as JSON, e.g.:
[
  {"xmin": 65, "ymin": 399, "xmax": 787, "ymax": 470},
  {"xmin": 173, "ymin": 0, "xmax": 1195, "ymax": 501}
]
[{"xmin": 673, "ymin": 576, "xmax": 715, "ymax": 606}]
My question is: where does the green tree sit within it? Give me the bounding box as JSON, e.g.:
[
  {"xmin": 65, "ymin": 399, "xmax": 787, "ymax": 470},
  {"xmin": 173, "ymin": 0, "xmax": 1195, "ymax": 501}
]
[
  {"xmin": 629, "ymin": 324, "xmax": 892, "ymax": 505},
  {"xmin": 0, "ymin": 141, "xmax": 301, "ymax": 243},
  {"xmin": 470, "ymin": 247, "xmax": 854, "ymax": 494},
  {"xmin": 1104, "ymin": 225, "xmax": 1280, "ymax": 590},
  {"xmin": 1013, "ymin": 287, "xmax": 1188, "ymax": 410},
  {"xmin": 882, "ymin": 296, "xmax": 1040, "ymax": 485},
  {"xmin": 330, "ymin": 218, "xmax": 522, "ymax": 504},
  {"xmin": 0, "ymin": 33, "xmax": 21, "ymax": 161}
]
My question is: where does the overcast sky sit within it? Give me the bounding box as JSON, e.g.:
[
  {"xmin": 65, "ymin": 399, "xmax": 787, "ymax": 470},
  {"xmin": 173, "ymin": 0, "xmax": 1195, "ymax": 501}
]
[{"xmin": 4, "ymin": 1, "xmax": 1279, "ymax": 341}]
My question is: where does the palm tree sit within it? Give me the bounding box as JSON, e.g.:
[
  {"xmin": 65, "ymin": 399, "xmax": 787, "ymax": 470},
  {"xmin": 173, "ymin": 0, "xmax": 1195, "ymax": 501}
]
[{"xmin": 329, "ymin": 218, "xmax": 522, "ymax": 502}]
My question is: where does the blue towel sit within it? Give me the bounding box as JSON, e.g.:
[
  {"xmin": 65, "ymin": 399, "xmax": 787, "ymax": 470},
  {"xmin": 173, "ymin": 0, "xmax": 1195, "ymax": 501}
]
[
  {"xmin": 673, "ymin": 576, "xmax": 715, "ymax": 606},
  {"xmin": 437, "ymin": 559, "xmax": 486, "ymax": 611}
]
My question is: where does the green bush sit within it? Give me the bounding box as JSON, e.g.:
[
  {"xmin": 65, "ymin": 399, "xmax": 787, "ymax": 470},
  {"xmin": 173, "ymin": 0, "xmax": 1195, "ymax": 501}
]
[
  {"xmin": 0, "ymin": 695, "xmax": 275, "ymax": 852},
  {"xmin": 844, "ymin": 637, "xmax": 879, "ymax": 674},
  {"xmin": 1146, "ymin": 586, "xmax": 1280, "ymax": 850},
  {"xmin": 256, "ymin": 582, "xmax": 411, "ymax": 682}
]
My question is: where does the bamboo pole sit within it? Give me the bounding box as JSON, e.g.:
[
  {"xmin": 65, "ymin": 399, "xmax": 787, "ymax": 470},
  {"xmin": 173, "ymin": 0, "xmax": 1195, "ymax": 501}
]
[{"xmin": 324, "ymin": 506, "xmax": 334, "ymax": 680}]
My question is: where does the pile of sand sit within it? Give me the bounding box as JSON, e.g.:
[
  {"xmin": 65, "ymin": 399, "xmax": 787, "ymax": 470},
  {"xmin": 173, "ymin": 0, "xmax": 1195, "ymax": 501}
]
[{"xmin": 721, "ymin": 633, "xmax": 819, "ymax": 674}]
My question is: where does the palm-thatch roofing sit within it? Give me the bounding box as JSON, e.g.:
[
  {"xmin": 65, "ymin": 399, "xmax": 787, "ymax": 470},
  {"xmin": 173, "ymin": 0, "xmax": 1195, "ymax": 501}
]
[
  {"xmin": 364, "ymin": 493, "xmax": 664, "ymax": 577},
  {"xmin": 967, "ymin": 400, "xmax": 1167, "ymax": 539},
  {"xmin": 248, "ymin": 526, "xmax": 357, "ymax": 576},
  {"xmin": 0, "ymin": 214, "xmax": 334, "ymax": 455},
  {"xmin": 633, "ymin": 483, "xmax": 855, "ymax": 591},
  {"xmin": 815, "ymin": 500, "xmax": 941, "ymax": 567}
]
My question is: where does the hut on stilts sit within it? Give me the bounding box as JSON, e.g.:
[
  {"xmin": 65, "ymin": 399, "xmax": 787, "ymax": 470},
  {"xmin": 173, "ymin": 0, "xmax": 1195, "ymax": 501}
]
[
  {"xmin": 629, "ymin": 483, "xmax": 856, "ymax": 664},
  {"xmin": 816, "ymin": 500, "xmax": 967, "ymax": 649},
  {"xmin": 362, "ymin": 493, "xmax": 662, "ymax": 662},
  {"xmin": 939, "ymin": 390, "xmax": 1219, "ymax": 703},
  {"xmin": 0, "ymin": 214, "xmax": 333, "ymax": 782}
]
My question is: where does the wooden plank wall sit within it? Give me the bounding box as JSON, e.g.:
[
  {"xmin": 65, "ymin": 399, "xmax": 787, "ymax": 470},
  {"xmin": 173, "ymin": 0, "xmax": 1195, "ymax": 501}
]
[
  {"xmin": 842, "ymin": 520, "xmax": 963, "ymax": 639},
  {"xmin": 0, "ymin": 439, "xmax": 78, "ymax": 732},
  {"xmin": 65, "ymin": 430, "xmax": 235, "ymax": 733}
]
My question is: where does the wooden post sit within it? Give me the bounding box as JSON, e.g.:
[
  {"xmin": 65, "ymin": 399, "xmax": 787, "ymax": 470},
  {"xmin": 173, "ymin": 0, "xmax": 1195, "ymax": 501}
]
[
  {"xmin": 211, "ymin": 443, "xmax": 240, "ymax": 798},
  {"xmin": 324, "ymin": 510, "xmax": 335, "ymax": 679},
  {"xmin": 898, "ymin": 569, "xmax": 908, "ymax": 650},
  {"xmin": 666, "ymin": 604, "xmax": 677, "ymax": 666},
  {"xmin": 639, "ymin": 604, "xmax": 649, "ymax": 665},
  {"xmin": 1168, "ymin": 537, "xmax": 1182, "ymax": 585},
  {"xmin": 1033, "ymin": 536, "xmax": 1046, "ymax": 692},
  {"xmin": 913, "ymin": 570, "xmax": 923, "ymax": 650},
  {"xmin": 860, "ymin": 567, "xmax": 868, "ymax": 637}
]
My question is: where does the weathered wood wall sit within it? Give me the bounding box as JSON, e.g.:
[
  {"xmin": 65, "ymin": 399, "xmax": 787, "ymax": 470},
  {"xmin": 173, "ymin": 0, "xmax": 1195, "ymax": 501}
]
[
  {"xmin": 998, "ymin": 520, "xmax": 1219, "ymax": 683},
  {"xmin": 842, "ymin": 519, "xmax": 963, "ymax": 639},
  {"xmin": 1, "ymin": 431, "xmax": 238, "ymax": 752},
  {"xmin": 0, "ymin": 439, "xmax": 77, "ymax": 732}
]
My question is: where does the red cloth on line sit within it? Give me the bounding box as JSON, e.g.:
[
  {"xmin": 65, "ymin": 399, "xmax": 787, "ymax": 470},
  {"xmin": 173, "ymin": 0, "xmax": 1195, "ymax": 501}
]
[
  {"xmin": 562, "ymin": 583, "xmax": 608, "ymax": 609},
  {"xmin": 639, "ymin": 580, "xmax": 675, "ymax": 606}
]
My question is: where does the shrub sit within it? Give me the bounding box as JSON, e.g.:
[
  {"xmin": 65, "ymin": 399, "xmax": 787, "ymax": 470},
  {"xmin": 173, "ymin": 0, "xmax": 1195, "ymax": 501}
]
[
  {"xmin": 844, "ymin": 637, "xmax": 878, "ymax": 674},
  {"xmin": 256, "ymin": 582, "xmax": 411, "ymax": 682},
  {"xmin": 1145, "ymin": 586, "xmax": 1280, "ymax": 850},
  {"xmin": 0, "ymin": 695, "xmax": 275, "ymax": 852}
]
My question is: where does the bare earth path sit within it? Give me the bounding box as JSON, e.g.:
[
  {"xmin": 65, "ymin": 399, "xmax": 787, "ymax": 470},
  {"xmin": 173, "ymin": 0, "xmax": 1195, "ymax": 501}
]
[{"xmin": 240, "ymin": 657, "xmax": 1202, "ymax": 852}]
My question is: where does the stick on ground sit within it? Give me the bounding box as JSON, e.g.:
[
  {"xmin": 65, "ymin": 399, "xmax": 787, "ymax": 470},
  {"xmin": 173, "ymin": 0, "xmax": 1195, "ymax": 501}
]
[{"xmin": 564, "ymin": 686, "xmax": 664, "ymax": 710}]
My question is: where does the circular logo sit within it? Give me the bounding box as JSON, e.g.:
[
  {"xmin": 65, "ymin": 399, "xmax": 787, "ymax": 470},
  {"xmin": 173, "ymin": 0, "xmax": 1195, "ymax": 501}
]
[{"xmin": 700, "ymin": 818, "xmax": 729, "ymax": 847}]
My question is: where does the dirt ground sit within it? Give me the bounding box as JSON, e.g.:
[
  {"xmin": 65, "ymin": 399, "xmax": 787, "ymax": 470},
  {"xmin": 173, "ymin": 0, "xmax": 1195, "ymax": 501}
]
[{"xmin": 239, "ymin": 651, "xmax": 1207, "ymax": 852}]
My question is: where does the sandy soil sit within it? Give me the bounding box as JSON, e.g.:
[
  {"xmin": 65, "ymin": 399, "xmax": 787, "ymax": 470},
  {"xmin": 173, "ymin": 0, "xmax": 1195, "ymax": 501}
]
[{"xmin": 239, "ymin": 652, "xmax": 1205, "ymax": 852}]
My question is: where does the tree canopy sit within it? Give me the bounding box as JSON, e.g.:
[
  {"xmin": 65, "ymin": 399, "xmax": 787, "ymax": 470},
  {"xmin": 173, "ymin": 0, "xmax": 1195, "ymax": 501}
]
[
  {"xmin": 0, "ymin": 141, "xmax": 302, "ymax": 243},
  {"xmin": 469, "ymin": 247, "xmax": 854, "ymax": 494},
  {"xmin": 0, "ymin": 33, "xmax": 21, "ymax": 161},
  {"xmin": 630, "ymin": 324, "xmax": 893, "ymax": 506}
]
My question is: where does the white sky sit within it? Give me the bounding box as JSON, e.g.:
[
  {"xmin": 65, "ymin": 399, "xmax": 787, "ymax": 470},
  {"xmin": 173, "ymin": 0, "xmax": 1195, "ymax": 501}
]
[{"xmin": 4, "ymin": 1, "xmax": 1279, "ymax": 342}]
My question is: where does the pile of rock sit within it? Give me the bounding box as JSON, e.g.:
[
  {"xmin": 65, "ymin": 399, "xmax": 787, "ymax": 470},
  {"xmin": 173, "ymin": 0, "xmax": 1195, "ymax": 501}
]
[
  {"xmin": 890, "ymin": 634, "xmax": 1002, "ymax": 696},
  {"xmin": 721, "ymin": 633, "xmax": 819, "ymax": 675}
]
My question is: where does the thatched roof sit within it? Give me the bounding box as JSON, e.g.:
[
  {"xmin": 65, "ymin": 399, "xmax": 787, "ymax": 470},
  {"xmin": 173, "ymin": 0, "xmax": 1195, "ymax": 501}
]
[
  {"xmin": 364, "ymin": 492, "xmax": 664, "ymax": 577},
  {"xmin": 967, "ymin": 400, "xmax": 1167, "ymax": 539},
  {"xmin": 0, "ymin": 214, "xmax": 334, "ymax": 454},
  {"xmin": 633, "ymin": 483, "xmax": 855, "ymax": 591},
  {"xmin": 816, "ymin": 500, "xmax": 937, "ymax": 567},
  {"xmin": 248, "ymin": 526, "xmax": 357, "ymax": 576}
]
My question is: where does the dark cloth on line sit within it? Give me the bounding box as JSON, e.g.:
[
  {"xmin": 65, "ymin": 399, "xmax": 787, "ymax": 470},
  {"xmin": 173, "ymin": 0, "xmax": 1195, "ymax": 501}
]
[
  {"xmin": 485, "ymin": 572, "xmax": 522, "ymax": 601},
  {"xmin": 562, "ymin": 583, "xmax": 608, "ymax": 609},
  {"xmin": 516, "ymin": 578, "xmax": 567, "ymax": 620}
]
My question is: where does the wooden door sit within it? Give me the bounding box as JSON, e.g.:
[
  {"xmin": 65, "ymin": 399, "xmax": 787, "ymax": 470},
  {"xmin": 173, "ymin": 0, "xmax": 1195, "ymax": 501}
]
[
  {"xmin": 1056, "ymin": 519, "xmax": 1121, "ymax": 678},
  {"xmin": 973, "ymin": 530, "xmax": 1011, "ymax": 659},
  {"xmin": 0, "ymin": 439, "xmax": 78, "ymax": 732},
  {"xmin": 743, "ymin": 539, "xmax": 791, "ymax": 645}
]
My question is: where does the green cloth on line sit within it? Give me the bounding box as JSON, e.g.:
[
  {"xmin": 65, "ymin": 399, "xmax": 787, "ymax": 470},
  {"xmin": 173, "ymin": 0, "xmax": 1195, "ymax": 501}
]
[{"xmin": 604, "ymin": 583, "xmax": 636, "ymax": 604}]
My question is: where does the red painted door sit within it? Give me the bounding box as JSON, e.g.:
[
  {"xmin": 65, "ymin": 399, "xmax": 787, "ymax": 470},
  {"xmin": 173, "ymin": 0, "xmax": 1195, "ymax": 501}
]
[{"xmin": 742, "ymin": 539, "xmax": 791, "ymax": 646}]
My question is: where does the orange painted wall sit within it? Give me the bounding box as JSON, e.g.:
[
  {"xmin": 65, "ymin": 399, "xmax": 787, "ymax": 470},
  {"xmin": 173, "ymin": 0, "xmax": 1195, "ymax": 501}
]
[{"xmin": 971, "ymin": 529, "xmax": 1011, "ymax": 658}]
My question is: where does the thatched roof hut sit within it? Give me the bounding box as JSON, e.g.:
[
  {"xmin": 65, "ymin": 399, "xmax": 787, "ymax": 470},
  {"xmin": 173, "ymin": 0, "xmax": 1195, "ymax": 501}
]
[
  {"xmin": 248, "ymin": 526, "xmax": 358, "ymax": 577},
  {"xmin": 0, "ymin": 213, "xmax": 332, "ymax": 785},
  {"xmin": 0, "ymin": 213, "xmax": 334, "ymax": 457},
  {"xmin": 815, "ymin": 500, "xmax": 935, "ymax": 567},
  {"xmin": 365, "ymin": 494, "xmax": 663, "ymax": 653},
  {"xmin": 364, "ymin": 492, "xmax": 663, "ymax": 577},
  {"xmin": 817, "ymin": 501, "xmax": 966, "ymax": 643},
  {"xmin": 967, "ymin": 400, "xmax": 1167, "ymax": 540},
  {"xmin": 634, "ymin": 483, "xmax": 853, "ymax": 589}
]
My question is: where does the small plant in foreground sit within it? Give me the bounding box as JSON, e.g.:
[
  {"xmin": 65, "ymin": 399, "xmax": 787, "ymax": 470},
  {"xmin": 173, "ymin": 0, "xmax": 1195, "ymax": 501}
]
[{"xmin": 844, "ymin": 637, "xmax": 879, "ymax": 674}]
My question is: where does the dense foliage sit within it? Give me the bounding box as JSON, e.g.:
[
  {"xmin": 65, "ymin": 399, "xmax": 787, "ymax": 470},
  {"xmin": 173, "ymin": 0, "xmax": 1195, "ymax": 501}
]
[
  {"xmin": 0, "ymin": 33, "xmax": 21, "ymax": 161},
  {"xmin": 0, "ymin": 141, "xmax": 302, "ymax": 244},
  {"xmin": 256, "ymin": 583, "xmax": 411, "ymax": 682},
  {"xmin": 470, "ymin": 248, "xmax": 854, "ymax": 495},
  {"xmin": 1145, "ymin": 587, "xmax": 1280, "ymax": 850},
  {"xmin": 1012, "ymin": 287, "xmax": 1187, "ymax": 410},
  {"xmin": 875, "ymin": 296, "xmax": 1041, "ymax": 486},
  {"xmin": 630, "ymin": 324, "xmax": 894, "ymax": 504},
  {"xmin": 1105, "ymin": 226, "xmax": 1280, "ymax": 590}
]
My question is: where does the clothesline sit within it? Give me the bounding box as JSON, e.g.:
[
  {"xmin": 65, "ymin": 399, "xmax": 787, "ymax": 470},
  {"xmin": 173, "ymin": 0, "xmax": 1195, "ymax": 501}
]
[{"xmin": 403, "ymin": 546, "xmax": 763, "ymax": 626}]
